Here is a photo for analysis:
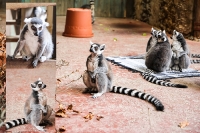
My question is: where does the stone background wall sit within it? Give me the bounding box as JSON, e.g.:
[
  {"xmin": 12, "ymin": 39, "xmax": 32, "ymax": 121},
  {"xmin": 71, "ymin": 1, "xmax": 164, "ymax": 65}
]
[{"xmin": 130, "ymin": 0, "xmax": 194, "ymax": 36}]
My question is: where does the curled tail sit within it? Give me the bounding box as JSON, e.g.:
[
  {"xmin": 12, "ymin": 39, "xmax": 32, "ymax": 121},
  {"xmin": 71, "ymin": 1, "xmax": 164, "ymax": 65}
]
[
  {"xmin": 5, "ymin": 118, "xmax": 27, "ymax": 130},
  {"xmin": 110, "ymin": 86, "xmax": 164, "ymax": 111},
  {"xmin": 191, "ymin": 54, "xmax": 200, "ymax": 58},
  {"xmin": 141, "ymin": 69, "xmax": 187, "ymax": 88},
  {"xmin": 190, "ymin": 59, "xmax": 200, "ymax": 64}
]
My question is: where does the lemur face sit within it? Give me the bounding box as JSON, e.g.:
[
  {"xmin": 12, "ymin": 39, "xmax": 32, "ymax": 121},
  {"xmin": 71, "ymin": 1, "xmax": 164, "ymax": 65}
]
[
  {"xmin": 89, "ymin": 41, "xmax": 105, "ymax": 55},
  {"xmin": 170, "ymin": 30, "xmax": 180, "ymax": 40},
  {"xmin": 31, "ymin": 78, "xmax": 46, "ymax": 91},
  {"xmin": 24, "ymin": 17, "xmax": 49, "ymax": 36},
  {"xmin": 157, "ymin": 30, "xmax": 167, "ymax": 42}
]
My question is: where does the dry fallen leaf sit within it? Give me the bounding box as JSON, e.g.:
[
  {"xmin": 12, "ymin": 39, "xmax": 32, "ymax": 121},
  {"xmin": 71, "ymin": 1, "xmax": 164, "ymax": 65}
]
[
  {"xmin": 67, "ymin": 104, "xmax": 73, "ymax": 110},
  {"xmin": 55, "ymin": 104, "xmax": 67, "ymax": 118},
  {"xmin": 57, "ymin": 79, "xmax": 61, "ymax": 82},
  {"xmin": 73, "ymin": 110, "xmax": 80, "ymax": 114},
  {"xmin": 58, "ymin": 126, "xmax": 66, "ymax": 132},
  {"xmin": 84, "ymin": 112, "xmax": 94, "ymax": 121},
  {"xmin": 178, "ymin": 121, "xmax": 189, "ymax": 128},
  {"xmin": 96, "ymin": 116, "xmax": 104, "ymax": 121}
]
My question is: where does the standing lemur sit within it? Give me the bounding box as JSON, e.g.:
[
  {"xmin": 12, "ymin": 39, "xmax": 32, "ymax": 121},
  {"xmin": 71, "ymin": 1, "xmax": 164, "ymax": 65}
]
[
  {"xmin": 4, "ymin": 78, "xmax": 53, "ymax": 131},
  {"xmin": 83, "ymin": 41, "xmax": 164, "ymax": 111},
  {"xmin": 12, "ymin": 7, "xmax": 54, "ymax": 68}
]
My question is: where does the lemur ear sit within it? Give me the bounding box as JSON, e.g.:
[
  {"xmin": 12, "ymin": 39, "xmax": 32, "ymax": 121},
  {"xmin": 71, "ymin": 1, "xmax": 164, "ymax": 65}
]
[
  {"xmin": 151, "ymin": 27, "xmax": 154, "ymax": 31},
  {"xmin": 44, "ymin": 22, "xmax": 49, "ymax": 27},
  {"xmin": 38, "ymin": 78, "xmax": 41, "ymax": 81},
  {"xmin": 100, "ymin": 44, "xmax": 105, "ymax": 50},
  {"xmin": 31, "ymin": 83, "xmax": 36, "ymax": 88},
  {"xmin": 90, "ymin": 41, "xmax": 93, "ymax": 45},
  {"xmin": 163, "ymin": 30, "xmax": 166, "ymax": 34},
  {"xmin": 24, "ymin": 18, "xmax": 32, "ymax": 23}
]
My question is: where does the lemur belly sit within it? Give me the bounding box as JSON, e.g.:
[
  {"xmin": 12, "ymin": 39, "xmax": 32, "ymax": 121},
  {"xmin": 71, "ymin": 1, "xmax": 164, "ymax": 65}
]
[
  {"xmin": 172, "ymin": 41, "xmax": 184, "ymax": 52},
  {"xmin": 87, "ymin": 57, "xmax": 98, "ymax": 72},
  {"xmin": 24, "ymin": 31, "xmax": 39, "ymax": 55}
]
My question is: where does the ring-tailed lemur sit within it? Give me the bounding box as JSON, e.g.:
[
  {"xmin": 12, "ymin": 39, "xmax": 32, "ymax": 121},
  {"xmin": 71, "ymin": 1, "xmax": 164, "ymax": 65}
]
[
  {"xmin": 12, "ymin": 14, "xmax": 54, "ymax": 68},
  {"xmin": 141, "ymin": 69, "xmax": 187, "ymax": 88},
  {"xmin": 145, "ymin": 30, "xmax": 172, "ymax": 72},
  {"xmin": 146, "ymin": 28, "xmax": 159, "ymax": 52},
  {"xmin": 83, "ymin": 41, "xmax": 164, "ymax": 111},
  {"xmin": 4, "ymin": 78, "xmax": 53, "ymax": 131},
  {"xmin": 170, "ymin": 30, "xmax": 191, "ymax": 71},
  {"xmin": 81, "ymin": 0, "xmax": 95, "ymax": 24}
]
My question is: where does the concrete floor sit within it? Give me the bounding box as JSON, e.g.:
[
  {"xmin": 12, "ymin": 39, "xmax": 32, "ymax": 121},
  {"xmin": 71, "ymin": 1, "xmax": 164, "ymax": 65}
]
[{"xmin": 56, "ymin": 16, "xmax": 200, "ymax": 133}]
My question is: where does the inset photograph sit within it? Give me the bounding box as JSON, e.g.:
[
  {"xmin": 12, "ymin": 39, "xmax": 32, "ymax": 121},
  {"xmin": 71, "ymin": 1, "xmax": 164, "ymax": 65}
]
[{"xmin": 6, "ymin": 3, "xmax": 56, "ymax": 68}]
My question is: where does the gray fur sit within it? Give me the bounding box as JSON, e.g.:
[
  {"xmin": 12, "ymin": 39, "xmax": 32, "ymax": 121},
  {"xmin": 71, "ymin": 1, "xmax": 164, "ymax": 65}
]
[
  {"xmin": 145, "ymin": 30, "xmax": 172, "ymax": 72},
  {"xmin": 83, "ymin": 42, "xmax": 164, "ymax": 111},
  {"xmin": 170, "ymin": 30, "xmax": 190, "ymax": 71},
  {"xmin": 12, "ymin": 15, "xmax": 53, "ymax": 68},
  {"xmin": 4, "ymin": 78, "xmax": 52, "ymax": 131}
]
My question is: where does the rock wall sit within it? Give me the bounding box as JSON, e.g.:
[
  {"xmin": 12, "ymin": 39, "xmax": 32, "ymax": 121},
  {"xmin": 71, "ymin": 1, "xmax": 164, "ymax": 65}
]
[{"xmin": 132, "ymin": 0, "xmax": 194, "ymax": 36}]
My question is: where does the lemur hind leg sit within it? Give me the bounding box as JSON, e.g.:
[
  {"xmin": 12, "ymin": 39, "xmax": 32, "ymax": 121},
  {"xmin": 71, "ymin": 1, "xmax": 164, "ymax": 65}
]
[
  {"xmin": 83, "ymin": 71, "xmax": 98, "ymax": 93},
  {"xmin": 40, "ymin": 105, "xmax": 53, "ymax": 126},
  {"xmin": 92, "ymin": 73, "xmax": 108, "ymax": 98}
]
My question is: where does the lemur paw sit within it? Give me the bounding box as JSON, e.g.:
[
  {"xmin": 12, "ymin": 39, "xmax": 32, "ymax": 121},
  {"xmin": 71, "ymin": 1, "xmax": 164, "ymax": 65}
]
[
  {"xmin": 35, "ymin": 126, "xmax": 45, "ymax": 132},
  {"xmin": 32, "ymin": 60, "xmax": 39, "ymax": 67},
  {"xmin": 40, "ymin": 56, "xmax": 47, "ymax": 62}
]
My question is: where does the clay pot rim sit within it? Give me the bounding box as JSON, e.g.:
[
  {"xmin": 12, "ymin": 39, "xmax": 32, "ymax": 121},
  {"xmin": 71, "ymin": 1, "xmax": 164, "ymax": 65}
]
[{"xmin": 67, "ymin": 8, "xmax": 91, "ymax": 12}]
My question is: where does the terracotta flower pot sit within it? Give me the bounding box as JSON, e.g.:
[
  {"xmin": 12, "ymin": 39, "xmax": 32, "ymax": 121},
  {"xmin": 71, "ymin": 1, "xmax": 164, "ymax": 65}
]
[{"xmin": 63, "ymin": 8, "xmax": 93, "ymax": 38}]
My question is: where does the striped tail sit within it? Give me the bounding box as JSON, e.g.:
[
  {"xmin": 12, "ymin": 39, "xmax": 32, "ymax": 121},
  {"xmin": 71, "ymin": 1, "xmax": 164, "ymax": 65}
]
[
  {"xmin": 190, "ymin": 59, "xmax": 200, "ymax": 64},
  {"xmin": 111, "ymin": 86, "xmax": 164, "ymax": 111},
  {"xmin": 5, "ymin": 118, "xmax": 27, "ymax": 130},
  {"xmin": 141, "ymin": 69, "xmax": 187, "ymax": 88},
  {"xmin": 191, "ymin": 54, "xmax": 200, "ymax": 58}
]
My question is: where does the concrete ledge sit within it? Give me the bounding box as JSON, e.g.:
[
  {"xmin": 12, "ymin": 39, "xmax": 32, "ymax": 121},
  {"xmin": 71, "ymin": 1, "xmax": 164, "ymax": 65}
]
[{"xmin": 7, "ymin": 57, "xmax": 56, "ymax": 69}]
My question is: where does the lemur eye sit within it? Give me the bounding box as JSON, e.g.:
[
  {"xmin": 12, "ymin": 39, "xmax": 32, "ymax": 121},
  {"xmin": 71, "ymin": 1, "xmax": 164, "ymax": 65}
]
[
  {"xmin": 38, "ymin": 84, "xmax": 42, "ymax": 88},
  {"xmin": 94, "ymin": 46, "xmax": 98, "ymax": 51},
  {"xmin": 39, "ymin": 26, "xmax": 42, "ymax": 30},
  {"xmin": 31, "ymin": 25, "xmax": 36, "ymax": 31}
]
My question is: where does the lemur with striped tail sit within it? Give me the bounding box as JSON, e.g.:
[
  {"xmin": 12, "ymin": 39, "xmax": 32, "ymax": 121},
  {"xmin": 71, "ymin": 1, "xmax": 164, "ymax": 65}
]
[
  {"xmin": 3, "ymin": 78, "xmax": 53, "ymax": 131},
  {"xmin": 81, "ymin": 0, "xmax": 95, "ymax": 24},
  {"xmin": 83, "ymin": 41, "xmax": 164, "ymax": 111},
  {"xmin": 144, "ymin": 30, "xmax": 187, "ymax": 88},
  {"xmin": 145, "ymin": 30, "xmax": 172, "ymax": 72}
]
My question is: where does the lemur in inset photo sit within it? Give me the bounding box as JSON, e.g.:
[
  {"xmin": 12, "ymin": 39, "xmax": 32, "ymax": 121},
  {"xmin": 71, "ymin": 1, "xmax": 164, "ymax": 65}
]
[
  {"xmin": 12, "ymin": 7, "xmax": 54, "ymax": 68},
  {"xmin": 4, "ymin": 78, "xmax": 53, "ymax": 132},
  {"xmin": 83, "ymin": 41, "xmax": 164, "ymax": 111}
]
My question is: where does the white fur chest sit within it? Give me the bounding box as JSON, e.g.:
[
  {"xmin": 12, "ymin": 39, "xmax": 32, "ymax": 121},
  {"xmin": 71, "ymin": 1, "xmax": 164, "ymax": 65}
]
[
  {"xmin": 24, "ymin": 31, "xmax": 39, "ymax": 55},
  {"xmin": 171, "ymin": 41, "xmax": 184, "ymax": 52},
  {"xmin": 37, "ymin": 91, "xmax": 46, "ymax": 105},
  {"xmin": 87, "ymin": 57, "xmax": 98, "ymax": 72}
]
